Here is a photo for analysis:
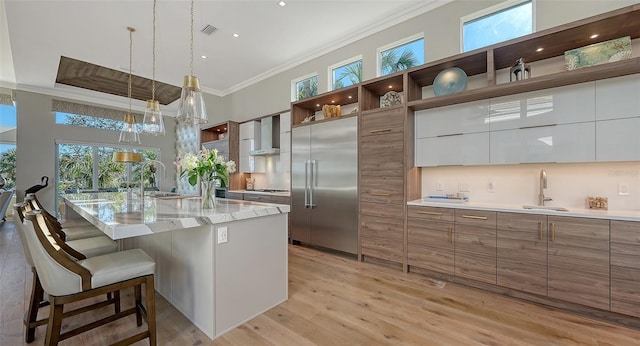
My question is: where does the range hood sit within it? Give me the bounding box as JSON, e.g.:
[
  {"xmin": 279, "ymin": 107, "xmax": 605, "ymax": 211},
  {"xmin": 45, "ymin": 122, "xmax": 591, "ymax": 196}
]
[{"xmin": 250, "ymin": 116, "xmax": 280, "ymax": 156}]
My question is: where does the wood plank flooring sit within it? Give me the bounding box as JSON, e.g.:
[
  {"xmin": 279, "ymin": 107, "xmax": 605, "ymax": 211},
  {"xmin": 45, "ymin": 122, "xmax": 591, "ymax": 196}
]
[{"xmin": 2, "ymin": 220, "xmax": 639, "ymax": 345}]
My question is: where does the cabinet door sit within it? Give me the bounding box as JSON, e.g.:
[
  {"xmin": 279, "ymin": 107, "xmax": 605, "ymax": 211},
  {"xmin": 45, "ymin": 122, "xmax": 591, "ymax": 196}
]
[
  {"xmin": 280, "ymin": 132, "xmax": 291, "ymax": 153},
  {"xmin": 547, "ymin": 216, "xmax": 609, "ymax": 310},
  {"xmin": 489, "ymin": 83, "xmax": 595, "ymax": 131},
  {"xmin": 497, "ymin": 212, "xmax": 548, "ymax": 296},
  {"xmin": 239, "ymin": 139, "xmax": 265, "ymax": 173},
  {"xmin": 407, "ymin": 206, "xmax": 454, "ymax": 275},
  {"xmin": 595, "ymin": 74, "xmax": 640, "ymax": 121},
  {"xmin": 610, "ymin": 220, "xmax": 640, "ymax": 317},
  {"xmin": 596, "ymin": 118, "xmax": 640, "ymax": 161},
  {"xmin": 415, "ymin": 100, "xmax": 490, "ymax": 138},
  {"xmin": 360, "ymin": 202, "xmax": 404, "ymax": 263},
  {"xmin": 239, "ymin": 121, "xmax": 260, "ymax": 140},
  {"xmin": 280, "ymin": 111, "xmax": 292, "ymax": 133},
  {"xmin": 490, "ymin": 122, "xmax": 595, "ymax": 164},
  {"xmin": 454, "ymin": 210, "xmax": 497, "ymax": 284},
  {"xmin": 416, "ymin": 133, "xmax": 489, "ymax": 166}
]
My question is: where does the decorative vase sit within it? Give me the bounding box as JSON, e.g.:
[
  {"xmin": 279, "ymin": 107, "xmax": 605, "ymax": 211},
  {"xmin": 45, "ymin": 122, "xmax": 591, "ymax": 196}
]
[{"xmin": 200, "ymin": 177, "xmax": 216, "ymax": 209}]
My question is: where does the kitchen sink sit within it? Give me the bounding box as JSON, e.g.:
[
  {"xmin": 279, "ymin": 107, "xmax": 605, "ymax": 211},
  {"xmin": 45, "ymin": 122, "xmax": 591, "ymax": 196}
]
[{"xmin": 523, "ymin": 205, "xmax": 569, "ymax": 212}]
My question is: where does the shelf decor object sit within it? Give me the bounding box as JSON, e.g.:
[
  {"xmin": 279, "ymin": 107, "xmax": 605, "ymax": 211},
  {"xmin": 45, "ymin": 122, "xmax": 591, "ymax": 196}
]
[
  {"xmin": 380, "ymin": 90, "xmax": 402, "ymax": 107},
  {"xmin": 176, "ymin": 0, "xmax": 208, "ymax": 125},
  {"xmin": 510, "ymin": 58, "xmax": 531, "ymax": 81},
  {"xmin": 433, "ymin": 67, "xmax": 468, "ymax": 96},
  {"xmin": 565, "ymin": 36, "xmax": 632, "ymax": 70},
  {"xmin": 142, "ymin": 0, "xmax": 166, "ymax": 136},
  {"xmin": 322, "ymin": 105, "xmax": 341, "ymax": 119},
  {"xmin": 114, "ymin": 27, "xmax": 142, "ymax": 164}
]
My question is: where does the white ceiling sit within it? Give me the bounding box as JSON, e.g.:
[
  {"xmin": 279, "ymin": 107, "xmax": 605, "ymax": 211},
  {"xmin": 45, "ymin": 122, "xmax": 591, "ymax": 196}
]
[{"xmin": 0, "ymin": 0, "xmax": 446, "ymax": 110}]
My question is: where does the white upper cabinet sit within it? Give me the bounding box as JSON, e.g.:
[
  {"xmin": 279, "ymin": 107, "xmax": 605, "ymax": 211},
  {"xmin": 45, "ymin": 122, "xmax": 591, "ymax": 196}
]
[
  {"xmin": 595, "ymin": 74, "xmax": 640, "ymax": 121},
  {"xmin": 416, "ymin": 133, "xmax": 490, "ymax": 166},
  {"xmin": 490, "ymin": 122, "xmax": 595, "ymax": 164},
  {"xmin": 596, "ymin": 117, "xmax": 640, "ymax": 162},
  {"xmin": 488, "ymin": 83, "xmax": 595, "ymax": 131},
  {"xmin": 239, "ymin": 121, "xmax": 261, "ymax": 140},
  {"xmin": 279, "ymin": 112, "xmax": 291, "ymax": 133},
  {"xmin": 415, "ymin": 100, "xmax": 490, "ymax": 138}
]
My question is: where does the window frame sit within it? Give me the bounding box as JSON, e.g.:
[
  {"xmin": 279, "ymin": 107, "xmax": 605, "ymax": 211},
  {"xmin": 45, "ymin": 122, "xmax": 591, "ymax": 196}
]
[
  {"xmin": 327, "ymin": 55, "xmax": 363, "ymax": 92},
  {"xmin": 291, "ymin": 72, "xmax": 319, "ymax": 102},
  {"xmin": 376, "ymin": 32, "xmax": 425, "ymax": 77},
  {"xmin": 460, "ymin": 0, "xmax": 536, "ymax": 52}
]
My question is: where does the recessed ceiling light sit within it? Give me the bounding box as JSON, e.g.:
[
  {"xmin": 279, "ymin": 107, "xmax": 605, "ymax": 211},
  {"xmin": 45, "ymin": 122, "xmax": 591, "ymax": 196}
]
[
  {"xmin": 232, "ymin": 33, "xmax": 240, "ymax": 38},
  {"xmin": 331, "ymin": 100, "xmax": 335, "ymax": 103},
  {"xmin": 316, "ymin": 104, "xmax": 320, "ymax": 107},
  {"xmin": 278, "ymin": 1, "xmax": 287, "ymax": 7},
  {"xmin": 201, "ymin": 55, "xmax": 207, "ymax": 59},
  {"xmin": 536, "ymin": 48, "xmax": 544, "ymax": 52},
  {"xmin": 348, "ymin": 95, "xmax": 352, "ymax": 99},
  {"xmin": 388, "ymin": 85, "xmax": 393, "ymax": 89},
  {"xmin": 590, "ymin": 34, "xmax": 599, "ymax": 39}
]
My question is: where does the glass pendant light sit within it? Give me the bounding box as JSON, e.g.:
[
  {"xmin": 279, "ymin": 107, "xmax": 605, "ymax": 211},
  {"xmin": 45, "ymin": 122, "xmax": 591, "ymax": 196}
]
[
  {"xmin": 114, "ymin": 27, "xmax": 142, "ymax": 163},
  {"xmin": 176, "ymin": 0, "xmax": 208, "ymax": 125},
  {"xmin": 142, "ymin": 0, "xmax": 166, "ymax": 135}
]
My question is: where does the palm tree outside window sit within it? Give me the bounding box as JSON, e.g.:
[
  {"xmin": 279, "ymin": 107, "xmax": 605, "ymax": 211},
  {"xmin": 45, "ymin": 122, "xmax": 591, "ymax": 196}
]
[{"xmin": 379, "ymin": 36, "xmax": 424, "ymax": 76}]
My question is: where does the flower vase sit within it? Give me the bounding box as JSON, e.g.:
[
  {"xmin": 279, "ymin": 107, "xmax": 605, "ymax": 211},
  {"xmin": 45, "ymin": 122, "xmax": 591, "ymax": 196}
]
[{"xmin": 200, "ymin": 178, "xmax": 216, "ymax": 209}]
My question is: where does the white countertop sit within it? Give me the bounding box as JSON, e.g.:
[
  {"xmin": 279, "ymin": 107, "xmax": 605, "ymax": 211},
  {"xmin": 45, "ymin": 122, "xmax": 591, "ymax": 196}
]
[
  {"xmin": 408, "ymin": 199, "xmax": 640, "ymax": 222},
  {"xmin": 63, "ymin": 192, "xmax": 290, "ymax": 239}
]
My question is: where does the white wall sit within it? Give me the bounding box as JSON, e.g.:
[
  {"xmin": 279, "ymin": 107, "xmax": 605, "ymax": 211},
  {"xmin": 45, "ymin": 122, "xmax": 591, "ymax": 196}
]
[
  {"xmin": 422, "ymin": 162, "xmax": 640, "ymax": 211},
  {"xmin": 15, "ymin": 90, "xmax": 178, "ymax": 211}
]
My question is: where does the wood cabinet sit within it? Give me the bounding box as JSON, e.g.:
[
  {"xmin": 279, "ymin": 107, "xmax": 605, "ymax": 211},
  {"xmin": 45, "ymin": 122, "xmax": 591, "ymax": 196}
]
[
  {"xmin": 610, "ymin": 220, "xmax": 640, "ymax": 317},
  {"xmin": 497, "ymin": 212, "xmax": 548, "ymax": 296},
  {"xmin": 200, "ymin": 121, "xmax": 241, "ymax": 190},
  {"xmin": 407, "ymin": 206, "xmax": 454, "ymax": 275},
  {"xmin": 547, "ymin": 216, "xmax": 609, "ymax": 310},
  {"xmin": 225, "ymin": 192, "xmax": 244, "ymax": 200},
  {"xmin": 454, "ymin": 210, "xmax": 497, "ymax": 284},
  {"xmin": 242, "ymin": 193, "xmax": 290, "ymax": 205}
]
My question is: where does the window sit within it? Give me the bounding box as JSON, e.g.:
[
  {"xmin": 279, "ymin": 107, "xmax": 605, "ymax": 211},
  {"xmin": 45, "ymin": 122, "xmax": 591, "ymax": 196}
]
[
  {"xmin": 292, "ymin": 74, "xmax": 319, "ymax": 101},
  {"xmin": 378, "ymin": 34, "xmax": 424, "ymax": 77},
  {"xmin": 56, "ymin": 142, "xmax": 159, "ymax": 194},
  {"xmin": 55, "ymin": 112, "xmax": 125, "ymax": 131},
  {"xmin": 329, "ymin": 56, "xmax": 363, "ymax": 91},
  {"xmin": 53, "ymin": 99, "xmax": 142, "ymax": 132},
  {"xmin": 462, "ymin": 0, "xmax": 533, "ymax": 52},
  {"xmin": 0, "ymin": 104, "xmax": 16, "ymax": 188}
]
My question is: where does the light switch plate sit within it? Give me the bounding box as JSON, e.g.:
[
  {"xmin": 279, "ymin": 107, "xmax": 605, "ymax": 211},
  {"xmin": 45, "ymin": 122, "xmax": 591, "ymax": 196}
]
[
  {"xmin": 618, "ymin": 183, "xmax": 630, "ymax": 196},
  {"xmin": 458, "ymin": 183, "xmax": 469, "ymax": 192},
  {"xmin": 217, "ymin": 227, "xmax": 228, "ymax": 244}
]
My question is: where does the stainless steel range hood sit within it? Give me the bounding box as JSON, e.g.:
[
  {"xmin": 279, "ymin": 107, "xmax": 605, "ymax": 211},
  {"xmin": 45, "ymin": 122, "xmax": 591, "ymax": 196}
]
[{"xmin": 250, "ymin": 116, "xmax": 280, "ymax": 156}]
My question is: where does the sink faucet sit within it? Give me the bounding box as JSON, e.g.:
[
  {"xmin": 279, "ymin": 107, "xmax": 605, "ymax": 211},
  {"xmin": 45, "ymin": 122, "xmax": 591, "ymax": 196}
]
[
  {"xmin": 539, "ymin": 169, "xmax": 552, "ymax": 206},
  {"xmin": 140, "ymin": 160, "xmax": 166, "ymax": 200}
]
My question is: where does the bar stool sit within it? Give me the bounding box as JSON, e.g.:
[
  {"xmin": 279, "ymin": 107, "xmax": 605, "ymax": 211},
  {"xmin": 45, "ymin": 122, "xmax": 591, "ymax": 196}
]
[
  {"xmin": 25, "ymin": 194, "xmax": 104, "ymax": 241},
  {"xmin": 13, "ymin": 204, "xmax": 119, "ymax": 343},
  {"xmin": 21, "ymin": 210, "xmax": 156, "ymax": 345}
]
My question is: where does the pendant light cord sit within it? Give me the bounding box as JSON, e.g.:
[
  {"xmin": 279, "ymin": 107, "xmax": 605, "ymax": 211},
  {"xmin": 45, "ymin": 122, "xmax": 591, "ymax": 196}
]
[
  {"xmin": 189, "ymin": 0, "xmax": 194, "ymax": 76},
  {"xmin": 127, "ymin": 27, "xmax": 134, "ymax": 115},
  {"xmin": 151, "ymin": 0, "xmax": 157, "ymax": 102}
]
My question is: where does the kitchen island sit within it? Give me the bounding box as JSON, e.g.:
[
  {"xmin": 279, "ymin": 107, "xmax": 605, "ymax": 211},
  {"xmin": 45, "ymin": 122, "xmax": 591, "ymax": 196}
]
[{"xmin": 63, "ymin": 192, "xmax": 289, "ymax": 340}]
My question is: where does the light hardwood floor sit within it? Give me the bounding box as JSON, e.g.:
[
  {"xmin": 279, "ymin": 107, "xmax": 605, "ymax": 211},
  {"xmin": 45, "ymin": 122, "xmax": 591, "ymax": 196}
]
[{"xmin": 2, "ymin": 220, "xmax": 639, "ymax": 345}]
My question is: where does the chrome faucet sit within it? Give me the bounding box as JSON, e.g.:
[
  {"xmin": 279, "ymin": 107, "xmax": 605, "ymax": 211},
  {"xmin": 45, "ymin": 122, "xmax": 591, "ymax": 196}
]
[
  {"xmin": 140, "ymin": 160, "xmax": 166, "ymax": 200},
  {"xmin": 539, "ymin": 169, "xmax": 552, "ymax": 206}
]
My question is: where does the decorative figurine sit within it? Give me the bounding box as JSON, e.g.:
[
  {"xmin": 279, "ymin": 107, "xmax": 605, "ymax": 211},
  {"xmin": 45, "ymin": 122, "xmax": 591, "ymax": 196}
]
[{"xmin": 510, "ymin": 58, "xmax": 531, "ymax": 81}]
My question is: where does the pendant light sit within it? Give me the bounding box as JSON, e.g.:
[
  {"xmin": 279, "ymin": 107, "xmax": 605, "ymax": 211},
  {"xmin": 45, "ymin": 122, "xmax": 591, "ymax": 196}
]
[
  {"xmin": 114, "ymin": 26, "xmax": 142, "ymax": 163},
  {"xmin": 142, "ymin": 0, "xmax": 166, "ymax": 135},
  {"xmin": 176, "ymin": 0, "xmax": 208, "ymax": 125}
]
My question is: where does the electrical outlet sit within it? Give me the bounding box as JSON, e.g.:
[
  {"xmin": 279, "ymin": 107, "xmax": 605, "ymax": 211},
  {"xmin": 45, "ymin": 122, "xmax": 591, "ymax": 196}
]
[
  {"xmin": 217, "ymin": 227, "xmax": 228, "ymax": 244},
  {"xmin": 618, "ymin": 183, "xmax": 630, "ymax": 196},
  {"xmin": 436, "ymin": 182, "xmax": 443, "ymax": 191},
  {"xmin": 487, "ymin": 179, "xmax": 495, "ymax": 193},
  {"xmin": 458, "ymin": 183, "xmax": 469, "ymax": 192}
]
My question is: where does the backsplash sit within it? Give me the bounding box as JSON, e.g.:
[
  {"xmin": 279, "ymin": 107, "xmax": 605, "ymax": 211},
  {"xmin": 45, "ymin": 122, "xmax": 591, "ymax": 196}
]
[
  {"xmin": 421, "ymin": 162, "xmax": 640, "ymax": 210},
  {"xmin": 251, "ymin": 156, "xmax": 290, "ymax": 190}
]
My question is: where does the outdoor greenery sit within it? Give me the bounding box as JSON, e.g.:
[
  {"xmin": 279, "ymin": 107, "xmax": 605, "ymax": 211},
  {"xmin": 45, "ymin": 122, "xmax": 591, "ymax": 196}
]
[
  {"xmin": 333, "ymin": 60, "xmax": 363, "ymax": 90},
  {"xmin": 296, "ymin": 76, "xmax": 318, "ymax": 100},
  {"xmin": 380, "ymin": 48, "xmax": 419, "ymax": 76},
  {"xmin": 0, "ymin": 148, "xmax": 16, "ymax": 189}
]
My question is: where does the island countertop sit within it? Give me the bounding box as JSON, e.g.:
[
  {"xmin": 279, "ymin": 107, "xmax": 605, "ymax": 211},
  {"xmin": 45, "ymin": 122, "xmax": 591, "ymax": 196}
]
[{"xmin": 63, "ymin": 192, "xmax": 291, "ymax": 240}]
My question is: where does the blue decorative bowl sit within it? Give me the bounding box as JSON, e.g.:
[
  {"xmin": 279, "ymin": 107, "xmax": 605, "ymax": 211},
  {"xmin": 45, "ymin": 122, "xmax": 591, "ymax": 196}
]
[{"xmin": 433, "ymin": 67, "xmax": 468, "ymax": 96}]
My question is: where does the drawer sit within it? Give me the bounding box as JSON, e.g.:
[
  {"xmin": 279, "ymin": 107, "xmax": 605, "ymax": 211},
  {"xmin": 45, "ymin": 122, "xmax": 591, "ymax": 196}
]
[
  {"xmin": 360, "ymin": 108, "xmax": 404, "ymax": 137},
  {"xmin": 360, "ymin": 176, "xmax": 404, "ymax": 204},
  {"xmin": 225, "ymin": 192, "xmax": 244, "ymax": 200},
  {"xmin": 455, "ymin": 210, "xmax": 497, "ymax": 227},
  {"xmin": 360, "ymin": 132, "xmax": 404, "ymax": 157},
  {"xmin": 407, "ymin": 206, "xmax": 454, "ymax": 222},
  {"xmin": 243, "ymin": 193, "xmax": 290, "ymax": 205}
]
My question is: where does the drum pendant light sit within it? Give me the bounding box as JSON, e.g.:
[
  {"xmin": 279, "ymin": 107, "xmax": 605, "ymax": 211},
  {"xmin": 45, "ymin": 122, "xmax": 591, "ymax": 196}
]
[
  {"xmin": 142, "ymin": 0, "xmax": 166, "ymax": 135},
  {"xmin": 176, "ymin": 0, "xmax": 208, "ymax": 125}
]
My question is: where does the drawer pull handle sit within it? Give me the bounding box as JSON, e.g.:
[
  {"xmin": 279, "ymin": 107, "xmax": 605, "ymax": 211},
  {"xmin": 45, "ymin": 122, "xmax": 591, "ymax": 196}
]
[
  {"xmin": 417, "ymin": 211, "xmax": 443, "ymax": 216},
  {"xmin": 538, "ymin": 222, "xmax": 544, "ymax": 240},
  {"xmin": 370, "ymin": 192, "xmax": 391, "ymax": 196},
  {"xmin": 550, "ymin": 222, "xmax": 555, "ymax": 242},
  {"xmin": 519, "ymin": 123, "xmax": 557, "ymax": 130},
  {"xmin": 448, "ymin": 227, "xmax": 453, "ymax": 243},
  {"xmin": 437, "ymin": 133, "xmax": 463, "ymax": 138},
  {"xmin": 461, "ymin": 215, "xmax": 488, "ymax": 220},
  {"xmin": 370, "ymin": 128, "xmax": 392, "ymax": 134}
]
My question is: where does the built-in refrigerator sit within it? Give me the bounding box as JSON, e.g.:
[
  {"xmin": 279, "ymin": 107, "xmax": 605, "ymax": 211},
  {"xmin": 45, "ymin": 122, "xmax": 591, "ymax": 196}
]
[{"xmin": 291, "ymin": 116, "xmax": 358, "ymax": 254}]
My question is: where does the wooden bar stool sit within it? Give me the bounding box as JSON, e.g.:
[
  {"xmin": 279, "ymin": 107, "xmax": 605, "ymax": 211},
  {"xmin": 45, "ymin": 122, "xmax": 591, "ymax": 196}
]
[
  {"xmin": 13, "ymin": 203, "xmax": 119, "ymax": 343},
  {"xmin": 21, "ymin": 210, "xmax": 156, "ymax": 345},
  {"xmin": 25, "ymin": 194, "xmax": 103, "ymax": 241}
]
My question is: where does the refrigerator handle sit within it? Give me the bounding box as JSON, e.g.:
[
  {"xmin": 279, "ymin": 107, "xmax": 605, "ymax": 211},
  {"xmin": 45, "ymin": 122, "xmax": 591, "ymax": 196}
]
[
  {"xmin": 310, "ymin": 160, "xmax": 316, "ymax": 208},
  {"xmin": 304, "ymin": 160, "xmax": 310, "ymax": 208}
]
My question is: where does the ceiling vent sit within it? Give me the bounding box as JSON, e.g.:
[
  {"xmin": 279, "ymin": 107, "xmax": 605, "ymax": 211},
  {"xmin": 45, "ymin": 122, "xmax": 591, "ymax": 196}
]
[{"xmin": 200, "ymin": 25, "xmax": 217, "ymax": 35}]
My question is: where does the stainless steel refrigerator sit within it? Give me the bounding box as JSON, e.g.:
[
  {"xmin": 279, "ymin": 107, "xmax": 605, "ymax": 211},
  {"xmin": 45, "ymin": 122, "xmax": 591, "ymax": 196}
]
[{"xmin": 291, "ymin": 116, "xmax": 358, "ymax": 254}]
